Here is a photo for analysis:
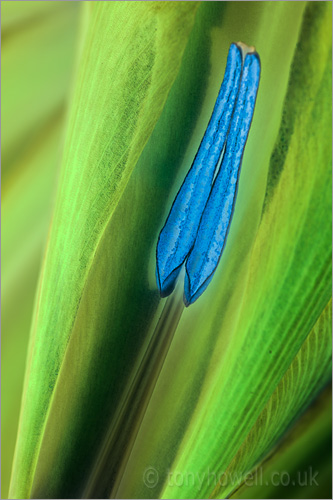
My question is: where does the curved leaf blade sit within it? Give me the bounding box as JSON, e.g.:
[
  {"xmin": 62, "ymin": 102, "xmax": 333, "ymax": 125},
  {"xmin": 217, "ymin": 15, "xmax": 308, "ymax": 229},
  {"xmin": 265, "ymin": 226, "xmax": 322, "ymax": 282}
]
[{"xmin": 9, "ymin": 3, "xmax": 199, "ymax": 499}]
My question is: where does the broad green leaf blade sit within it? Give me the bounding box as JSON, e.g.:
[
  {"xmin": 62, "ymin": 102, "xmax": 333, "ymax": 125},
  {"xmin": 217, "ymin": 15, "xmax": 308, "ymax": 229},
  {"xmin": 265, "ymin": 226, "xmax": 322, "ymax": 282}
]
[
  {"xmin": 213, "ymin": 300, "xmax": 332, "ymax": 498},
  {"xmin": 9, "ymin": 3, "xmax": 199, "ymax": 499},
  {"xmin": 233, "ymin": 387, "xmax": 332, "ymax": 499}
]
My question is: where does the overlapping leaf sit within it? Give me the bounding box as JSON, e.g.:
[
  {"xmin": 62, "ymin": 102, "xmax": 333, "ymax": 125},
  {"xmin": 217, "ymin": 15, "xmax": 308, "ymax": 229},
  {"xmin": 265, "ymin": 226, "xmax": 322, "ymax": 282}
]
[
  {"xmin": 216, "ymin": 300, "xmax": 332, "ymax": 498},
  {"xmin": 7, "ymin": 2, "xmax": 331, "ymax": 499},
  {"xmin": 8, "ymin": 3, "xmax": 199, "ymax": 498},
  {"xmin": 234, "ymin": 387, "xmax": 332, "ymax": 499}
]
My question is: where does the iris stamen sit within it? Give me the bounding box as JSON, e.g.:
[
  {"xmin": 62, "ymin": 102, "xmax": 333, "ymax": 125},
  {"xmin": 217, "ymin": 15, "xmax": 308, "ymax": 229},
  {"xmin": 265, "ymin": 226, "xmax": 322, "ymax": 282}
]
[
  {"xmin": 156, "ymin": 42, "xmax": 261, "ymax": 306},
  {"xmin": 156, "ymin": 43, "xmax": 243, "ymax": 297},
  {"xmin": 185, "ymin": 50, "xmax": 261, "ymax": 305}
]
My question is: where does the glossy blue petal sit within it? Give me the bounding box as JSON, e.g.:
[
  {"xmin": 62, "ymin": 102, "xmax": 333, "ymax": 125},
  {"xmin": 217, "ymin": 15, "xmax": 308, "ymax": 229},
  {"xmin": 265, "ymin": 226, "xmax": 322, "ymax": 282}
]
[
  {"xmin": 156, "ymin": 43, "xmax": 243, "ymax": 297},
  {"xmin": 185, "ymin": 51, "xmax": 261, "ymax": 306}
]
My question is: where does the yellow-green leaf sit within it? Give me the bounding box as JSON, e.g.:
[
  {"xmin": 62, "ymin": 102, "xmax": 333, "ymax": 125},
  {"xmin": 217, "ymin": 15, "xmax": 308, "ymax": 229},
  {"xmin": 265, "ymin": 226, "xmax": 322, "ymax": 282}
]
[
  {"xmin": 9, "ymin": 3, "xmax": 199, "ymax": 498},
  {"xmin": 6, "ymin": 2, "xmax": 331, "ymax": 499}
]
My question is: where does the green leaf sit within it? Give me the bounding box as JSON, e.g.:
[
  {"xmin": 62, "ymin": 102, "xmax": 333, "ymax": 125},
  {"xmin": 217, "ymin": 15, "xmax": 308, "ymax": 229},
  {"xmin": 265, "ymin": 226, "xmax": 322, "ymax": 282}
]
[
  {"xmin": 215, "ymin": 300, "xmax": 332, "ymax": 498},
  {"xmin": 8, "ymin": 2, "xmax": 331, "ymax": 499},
  {"xmin": 233, "ymin": 387, "xmax": 332, "ymax": 499},
  {"xmin": 8, "ymin": 3, "xmax": 199, "ymax": 498}
]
